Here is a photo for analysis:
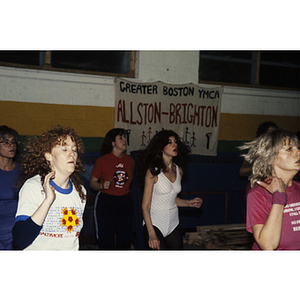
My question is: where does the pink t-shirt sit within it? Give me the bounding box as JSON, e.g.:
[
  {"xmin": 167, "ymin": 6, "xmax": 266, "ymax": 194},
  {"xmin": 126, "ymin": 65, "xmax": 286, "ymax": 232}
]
[{"xmin": 247, "ymin": 181, "xmax": 300, "ymax": 250}]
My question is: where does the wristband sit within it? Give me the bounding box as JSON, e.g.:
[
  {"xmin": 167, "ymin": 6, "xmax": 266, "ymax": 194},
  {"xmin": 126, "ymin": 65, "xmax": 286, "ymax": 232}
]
[{"xmin": 272, "ymin": 191, "xmax": 287, "ymax": 206}]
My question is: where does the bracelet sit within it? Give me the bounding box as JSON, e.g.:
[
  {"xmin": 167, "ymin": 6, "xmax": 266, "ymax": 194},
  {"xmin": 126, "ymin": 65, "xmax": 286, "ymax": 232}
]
[{"xmin": 273, "ymin": 191, "xmax": 287, "ymax": 206}]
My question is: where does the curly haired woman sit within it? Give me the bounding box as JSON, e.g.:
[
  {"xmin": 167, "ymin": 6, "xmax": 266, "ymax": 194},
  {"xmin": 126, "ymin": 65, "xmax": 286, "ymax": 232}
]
[
  {"xmin": 240, "ymin": 128, "xmax": 300, "ymax": 250},
  {"xmin": 139, "ymin": 130, "xmax": 202, "ymax": 250},
  {"xmin": 13, "ymin": 125, "xmax": 86, "ymax": 250}
]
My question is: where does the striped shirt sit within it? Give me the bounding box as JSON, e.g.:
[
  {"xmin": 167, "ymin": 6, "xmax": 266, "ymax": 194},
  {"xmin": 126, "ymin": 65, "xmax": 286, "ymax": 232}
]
[{"xmin": 150, "ymin": 164, "xmax": 182, "ymax": 237}]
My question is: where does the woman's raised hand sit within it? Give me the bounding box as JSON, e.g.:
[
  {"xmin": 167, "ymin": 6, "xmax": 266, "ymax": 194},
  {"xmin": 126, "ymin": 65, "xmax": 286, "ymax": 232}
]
[
  {"xmin": 43, "ymin": 171, "xmax": 56, "ymax": 203},
  {"xmin": 257, "ymin": 176, "xmax": 287, "ymax": 194}
]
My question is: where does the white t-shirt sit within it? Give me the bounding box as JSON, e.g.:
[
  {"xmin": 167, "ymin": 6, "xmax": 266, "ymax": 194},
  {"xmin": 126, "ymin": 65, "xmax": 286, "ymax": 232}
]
[{"xmin": 16, "ymin": 175, "xmax": 86, "ymax": 250}]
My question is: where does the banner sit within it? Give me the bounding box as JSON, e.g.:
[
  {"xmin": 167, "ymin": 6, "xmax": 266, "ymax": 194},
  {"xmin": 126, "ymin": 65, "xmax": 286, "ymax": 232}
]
[{"xmin": 115, "ymin": 78, "xmax": 222, "ymax": 156}]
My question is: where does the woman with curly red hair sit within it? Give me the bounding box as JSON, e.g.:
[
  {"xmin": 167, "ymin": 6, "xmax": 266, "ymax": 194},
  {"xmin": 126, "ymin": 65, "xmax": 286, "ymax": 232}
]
[{"xmin": 13, "ymin": 125, "xmax": 86, "ymax": 250}]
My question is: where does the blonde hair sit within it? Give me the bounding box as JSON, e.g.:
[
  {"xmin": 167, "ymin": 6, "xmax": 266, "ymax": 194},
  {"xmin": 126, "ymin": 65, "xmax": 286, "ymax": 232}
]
[{"xmin": 239, "ymin": 128, "xmax": 300, "ymax": 188}]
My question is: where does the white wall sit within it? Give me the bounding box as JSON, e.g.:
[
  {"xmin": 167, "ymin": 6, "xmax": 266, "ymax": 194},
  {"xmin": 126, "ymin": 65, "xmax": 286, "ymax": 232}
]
[
  {"xmin": 0, "ymin": 66, "xmax": 115, "ymax": 107},
  {"xmin": 137, "ymin": 51, "xmax": 199, "ymax": 83},
  {"xmin": 222, "ymin": 86, "xmax": 300, "ymax": 117},
  {"xmin": 0, "ymin": 51, "xmax": 299, "ymax": 117}
]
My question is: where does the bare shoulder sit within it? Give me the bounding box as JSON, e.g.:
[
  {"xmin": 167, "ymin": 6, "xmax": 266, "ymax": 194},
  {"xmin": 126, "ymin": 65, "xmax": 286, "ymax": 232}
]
[{"xmin": 146, "ymin": 169, "xmax": 158, "ymax": 184}]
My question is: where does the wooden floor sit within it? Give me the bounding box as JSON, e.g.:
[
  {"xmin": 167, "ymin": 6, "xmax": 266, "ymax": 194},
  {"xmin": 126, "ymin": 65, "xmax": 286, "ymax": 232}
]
[{"xmin": 79, "ymin": 225, "xmax": 254, "ymax": 250}]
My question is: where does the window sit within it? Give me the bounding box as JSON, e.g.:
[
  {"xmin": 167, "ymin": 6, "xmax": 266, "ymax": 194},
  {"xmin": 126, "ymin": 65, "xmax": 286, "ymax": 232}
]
[
  {"xmin": 0, "ymin": 50, "xmax": 135, "ymax": 77},
  {"xmin": 259, "ymin": 51, "xmax": 300, "ymax": 89},
  {"xmin": 199, "ymin": 51, "xmax": 300, "ymax": 90},
  {"xmin": 0, "ymin": 51, "xmax": 42, "ymax": 65}
]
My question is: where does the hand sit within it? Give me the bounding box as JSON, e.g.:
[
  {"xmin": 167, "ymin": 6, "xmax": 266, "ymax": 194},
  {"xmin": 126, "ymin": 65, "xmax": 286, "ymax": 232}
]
[
  {"xmin": 188, "ymin": 197, "xmax": 203, "ymax": 208},
  {"xmin": 149, "ymin": 234, "xmax": 160, "ymax": 250},
  {"xmin": 43, "ymin": 171, "xmax": 56, "ymax": 203},
  {"xmin": 102, "ymin": 180, "xmax": 112, "ymax": 190},
  {"xmin": 257, "ymin": 176, "xmax": 287, "ymax": 194}
]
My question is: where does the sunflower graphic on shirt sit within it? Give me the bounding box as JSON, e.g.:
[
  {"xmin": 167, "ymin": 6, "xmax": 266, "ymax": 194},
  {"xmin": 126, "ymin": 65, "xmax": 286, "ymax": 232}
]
[{"xmin": 60, "ymin": 207, "xmax": 81, "ymax": 232}]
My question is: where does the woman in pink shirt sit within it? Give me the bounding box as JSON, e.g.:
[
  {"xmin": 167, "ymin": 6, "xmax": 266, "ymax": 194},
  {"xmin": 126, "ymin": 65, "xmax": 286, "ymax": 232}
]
[{"xmin": 240, "ymin": 128, "xmax": 300, "ymax": 250}]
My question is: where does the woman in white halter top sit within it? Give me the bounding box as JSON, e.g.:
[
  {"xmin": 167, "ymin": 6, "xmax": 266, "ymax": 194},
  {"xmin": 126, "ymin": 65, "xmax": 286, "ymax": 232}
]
[{"xmin": 139, "ymin": 130, "xmax": 203, "ymax": 250}]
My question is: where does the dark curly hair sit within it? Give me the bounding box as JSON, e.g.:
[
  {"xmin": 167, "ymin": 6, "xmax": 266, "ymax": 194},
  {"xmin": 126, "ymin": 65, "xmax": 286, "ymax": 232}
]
[
  {"xmin": 138, "ymin": 129, "xmax": 191, "ymax": 178},
  {"xmin": 20, "ymin": 125, "xmax": 86, "ymax": 202},
  {"xmin": 101, "ymin": 128, "xmax": 127, "ymax": 155}
]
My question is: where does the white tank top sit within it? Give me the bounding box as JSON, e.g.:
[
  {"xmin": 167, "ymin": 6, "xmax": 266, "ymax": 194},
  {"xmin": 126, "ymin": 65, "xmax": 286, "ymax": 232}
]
[{"xmin": 150, "ymin": 164, "xmax": 182, "ymax": 237}]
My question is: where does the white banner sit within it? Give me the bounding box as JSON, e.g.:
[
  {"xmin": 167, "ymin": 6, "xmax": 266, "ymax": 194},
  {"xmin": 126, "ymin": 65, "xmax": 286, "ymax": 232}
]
[{"xmin": 115, "ymin": 78, "xmax": 222, "ymax": 155}]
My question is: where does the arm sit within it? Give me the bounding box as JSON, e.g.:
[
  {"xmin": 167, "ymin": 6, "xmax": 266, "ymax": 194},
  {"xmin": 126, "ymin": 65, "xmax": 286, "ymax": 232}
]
[
  {"xmin": 175, "ymin": 168, "xmax": 203, "ymax": 208},
  {"xmin": 13, "ymin": 217, "xmax": 42, "ymax": 249},
  {"xmin": 251, "ymin": 177, "xmax": 287, "ymax": 250},
  {"xmin": 31, "ymin": 171, "xmax": 56, "ymax": 226},
  {"xmin": 239, "ymin": 160, "xmax": 252, "ymax": 177},
  {"xmin": 13, "ymin": 171, "xmax": 56, "ymax": 249},
  {"xmin": 90, "ymin": 175, "xmax": 112, "ymax": 191},
  {"xmin": 90, "ymin": 157, "xmax": 112, "ymax": 191},
  {"xmin": 176, "ymin": 197, "xmax": 203, "ymax": 208},
  {"xmin": 141, "ymin": 169, "xmax": 160, "ymax": 250}
]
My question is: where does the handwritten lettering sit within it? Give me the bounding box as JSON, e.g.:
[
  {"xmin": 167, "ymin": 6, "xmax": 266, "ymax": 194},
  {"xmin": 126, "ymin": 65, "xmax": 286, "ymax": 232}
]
[
  {"xmin": 198, "ymin": 89, "xmax": 220, "ymax": 99},
  {"xmin": 163, "ymin": 86, "xmax": 194, "ymax": 97},
  {"xmin": 120, "ymin": 81, "xmax": 158, "ymax": 94},
  {"xmin": 117, "ymin": 100, "xmax": 218, "ymax": 127}
]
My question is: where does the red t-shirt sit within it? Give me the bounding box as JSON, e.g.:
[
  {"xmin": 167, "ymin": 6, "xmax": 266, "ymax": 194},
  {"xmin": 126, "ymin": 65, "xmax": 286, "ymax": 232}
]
[
  {"xmin": 247, "ymin": 181, "xmax": 300, "ymax": 250},
  {"xmin": 90, "ymin": 152, "xmax": 135, "ymax": 196}
]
